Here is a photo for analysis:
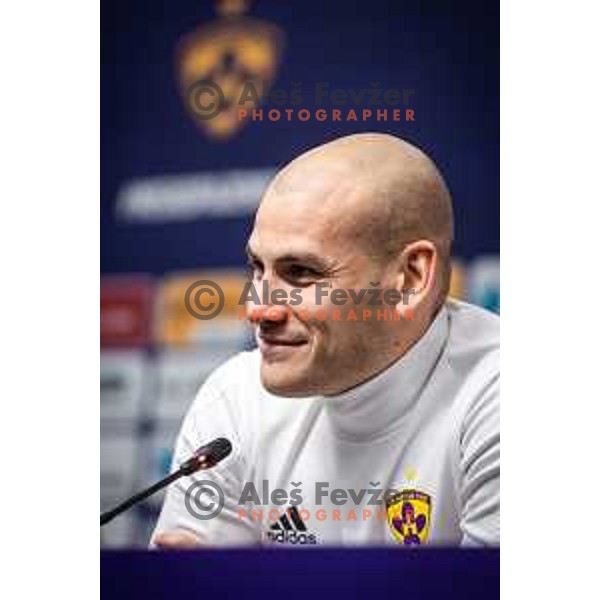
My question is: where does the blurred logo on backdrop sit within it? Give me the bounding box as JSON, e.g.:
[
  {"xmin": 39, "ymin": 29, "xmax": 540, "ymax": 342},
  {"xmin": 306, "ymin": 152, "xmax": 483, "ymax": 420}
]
[
  {"xmin": 101, "ymin": 276, "xmax": 155, "ymax": 347},
  {"xmin": 177, "ymin": 0, "xmax": 285, "ymax": 140},
  {"xmin": 449, "ymin": 259, "xmax": 466, "ymax": 301},
  {"xmin": 467, "ymin": 257, "xmax": 500, "ymax": 314},
  {"xmin": 156, "ymin": 270, "xmax": 250, "ymax": 347}
]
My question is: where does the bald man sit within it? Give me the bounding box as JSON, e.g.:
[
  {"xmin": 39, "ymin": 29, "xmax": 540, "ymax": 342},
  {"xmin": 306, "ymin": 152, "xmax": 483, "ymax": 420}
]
[{"xmin": 152, "ymin": 133, "xmax": 499, "ymax": 548}]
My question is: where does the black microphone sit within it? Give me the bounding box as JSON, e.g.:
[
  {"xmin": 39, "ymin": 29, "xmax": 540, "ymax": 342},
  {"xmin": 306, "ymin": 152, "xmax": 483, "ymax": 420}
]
[{"xmin": 100, "ymin": 437, "xmax": 232, "ymax": 526}]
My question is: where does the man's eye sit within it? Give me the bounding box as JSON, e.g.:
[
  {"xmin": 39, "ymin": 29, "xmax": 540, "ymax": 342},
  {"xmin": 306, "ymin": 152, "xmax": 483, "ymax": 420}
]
[{"xmin": 287, "ymin": 265, "xmax": 320, "ymax": 281}]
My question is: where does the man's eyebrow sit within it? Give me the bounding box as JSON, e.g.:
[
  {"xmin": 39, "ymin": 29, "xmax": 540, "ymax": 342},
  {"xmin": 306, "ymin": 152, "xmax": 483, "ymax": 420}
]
[
  {"xmin": 277, "ymin": 253, "xmax": 329, "ymax": 267},
  {"xmin": 246, "ymin": 245, "xmax": 336, "ymax": 270}
]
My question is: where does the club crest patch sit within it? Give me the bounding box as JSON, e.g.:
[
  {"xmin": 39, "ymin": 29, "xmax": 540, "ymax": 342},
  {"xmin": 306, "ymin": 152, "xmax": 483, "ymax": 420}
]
[{"xmin": 386, "ymin": 489, "xmax": 432, "ymax": 545}]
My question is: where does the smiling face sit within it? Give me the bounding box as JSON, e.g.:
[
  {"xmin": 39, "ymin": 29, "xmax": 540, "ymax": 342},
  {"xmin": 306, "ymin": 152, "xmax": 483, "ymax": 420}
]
[
  {"xmin": 247, "ymin": 209, "xmax": 385, "ymax": 395},
  {"xmin": 245, "ymin": 133, "xmax": 454, "ymax": 397}
]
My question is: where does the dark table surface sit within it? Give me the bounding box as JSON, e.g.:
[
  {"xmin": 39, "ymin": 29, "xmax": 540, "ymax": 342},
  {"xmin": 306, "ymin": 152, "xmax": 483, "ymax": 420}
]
[{"xmin": 101, "ymin": 547, "xmax": 499, "ymax": 599}]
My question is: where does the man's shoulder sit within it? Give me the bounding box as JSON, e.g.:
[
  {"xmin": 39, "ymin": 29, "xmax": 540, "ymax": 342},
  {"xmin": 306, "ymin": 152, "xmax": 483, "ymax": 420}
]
[
  {"xmin": 442, "ymin": 301, "xmax": 499, "ymax": 468},
  {"xmin": 189, "ymin": 348, "xmax": 315, "ymax": 442},
  {"xmin": 445, "ymin": 298, "xmax": 499, "ymax": 365},
  {"xmin": 442, "ymin": 299, "xmax": 499, "ymax": 411},
  {"xmin": 181, "ymin": 349, "xmax": 263, "ymax": 443},
  {"xmin": 207, "ymin": 347, "xmax": 261, "ymax": 386},
  {"xmin": 197, "ymin": 348, "xmax": 263, "ymax": 408}
]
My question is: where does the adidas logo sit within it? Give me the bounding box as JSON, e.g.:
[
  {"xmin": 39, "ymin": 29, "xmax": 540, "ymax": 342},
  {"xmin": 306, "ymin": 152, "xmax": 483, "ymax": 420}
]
[{"xmin": 265, "ymin": 505, "xmax": 318, "ymax": 545}]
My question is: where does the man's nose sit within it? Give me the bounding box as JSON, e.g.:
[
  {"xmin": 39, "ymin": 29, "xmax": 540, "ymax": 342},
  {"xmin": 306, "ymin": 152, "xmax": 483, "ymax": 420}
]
[{"xmin": 246, "ymin": 300, "xmax": 291, "ymax": 326}]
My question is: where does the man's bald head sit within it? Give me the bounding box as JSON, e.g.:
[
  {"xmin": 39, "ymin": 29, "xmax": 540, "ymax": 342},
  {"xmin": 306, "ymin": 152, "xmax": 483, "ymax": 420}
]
[
  {"xmin": 248, "ymin": 133, "xmax": 455, "ymax": 396},
  {"xmin": 261, "ymin": 132, "xmax": 454, "ymax": 296}
]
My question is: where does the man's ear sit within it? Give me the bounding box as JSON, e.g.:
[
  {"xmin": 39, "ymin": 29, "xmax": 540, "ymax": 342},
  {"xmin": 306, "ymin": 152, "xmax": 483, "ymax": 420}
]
[{"xmin": 396, "ymin": 240, "xmax": 438, "ymax": 312}]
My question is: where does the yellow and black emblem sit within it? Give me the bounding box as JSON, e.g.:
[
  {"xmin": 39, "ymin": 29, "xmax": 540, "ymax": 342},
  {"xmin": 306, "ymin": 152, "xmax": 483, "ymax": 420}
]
[{"xmin": 176, "ymin": 0, "xmax": 284, "ymax": 140}]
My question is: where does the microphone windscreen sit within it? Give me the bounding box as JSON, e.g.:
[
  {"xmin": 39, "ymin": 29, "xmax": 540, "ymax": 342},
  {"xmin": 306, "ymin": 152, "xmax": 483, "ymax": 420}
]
[
  {"xmin": 205, "ymin": 437, "xmax": 233, "ymax": 463},
  {"xmin": 179, "ymin": 437, "xmax": 233, "ymax": 475}
]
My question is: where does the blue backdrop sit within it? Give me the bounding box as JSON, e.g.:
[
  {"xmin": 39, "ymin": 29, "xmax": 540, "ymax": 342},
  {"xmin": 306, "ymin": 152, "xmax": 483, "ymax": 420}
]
[{"xmin": 101, "ymin": 0, "xmax": 499, "ymax": 275}]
